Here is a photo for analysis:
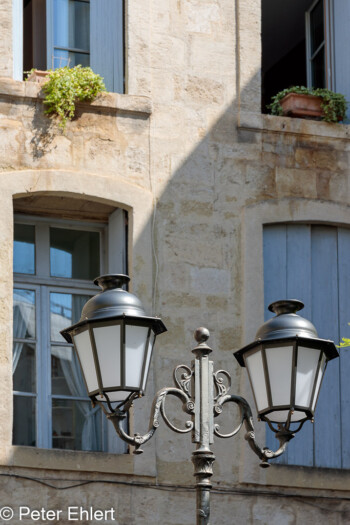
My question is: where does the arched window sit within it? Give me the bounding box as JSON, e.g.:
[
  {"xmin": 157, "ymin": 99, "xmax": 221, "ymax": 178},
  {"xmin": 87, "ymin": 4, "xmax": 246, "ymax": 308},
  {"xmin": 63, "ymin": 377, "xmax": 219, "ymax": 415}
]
[{"xmin": 12, "ymin": 195, "xmax": 128, "ymax": 453}]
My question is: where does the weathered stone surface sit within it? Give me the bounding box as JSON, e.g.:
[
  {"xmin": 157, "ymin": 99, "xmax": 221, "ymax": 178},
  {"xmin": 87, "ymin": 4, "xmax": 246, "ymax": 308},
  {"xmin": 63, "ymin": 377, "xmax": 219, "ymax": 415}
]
[{"xmin": 0, "ymin": 0, "xmax": 349, "ymax": 523}]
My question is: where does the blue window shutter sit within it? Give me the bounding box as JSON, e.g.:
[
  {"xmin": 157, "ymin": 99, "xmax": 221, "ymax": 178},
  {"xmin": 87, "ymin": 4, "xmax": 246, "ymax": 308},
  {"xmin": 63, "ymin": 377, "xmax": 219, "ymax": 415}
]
[
  {"xmin": 332, "ymin": 0, "xmax": 350, "ymax": 120},
  {"xmin": 13, "ymin": 0, "xmax": 23, "ymax": 79},
  {"xmin": 90, "ymin": 0, "xmax": 124, "ymax": 93},
  {"xmin": 46, "ymin": 0, "xmax": 54, "ymax": 69},
  {"xmin": 311, "ymin": 226, "xmax": 341, "ymax": 468},
  {"xmin": 338, "ymin": 228, "xmax": 350, "ymax": 468},
  {"xmin": 264, "ymin": 224, "xmax": 346, "ymax": 468}
]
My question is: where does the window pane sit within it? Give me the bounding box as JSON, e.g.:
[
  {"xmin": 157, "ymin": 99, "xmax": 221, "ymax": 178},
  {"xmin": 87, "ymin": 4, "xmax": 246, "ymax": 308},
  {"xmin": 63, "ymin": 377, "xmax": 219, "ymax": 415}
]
[
  {"xmin": 51, "ymin": 345, "xmax": 88, "ymax": 396},
  {"xmin": 53, "ymin": 49, "xmax": 90, "ymax": 69},
  {"xmin": 13, "ymin": 395, "xmax": 36, "ymax": 446},
  {"xmin": 54, "ymin": 0, "xmax": 90, "ymax": 51},
  {"xmin": 13, "ymin": 343, "xmax": 36, "ymax": 393},
  {"xmin": 50, "ymin": 227, "xmax": 100, "ymax": 280},
  {"xmin": 52, "ymin": 49, "xmax": 70, "ymax": 69},
  {"xmin": 13, "ymin": 289, "xmax": 35, "ymax": 339},
  {"xmin": 52, "ymin": 398, "xmax": 102, "ymax": 451},
  {"xmin": 14, "ymin": 224, "xmax": 35, "ymax": 274},
  {"xmin": 70, "ymin": 0, "xmax": 90, "ymax": 50},
  {"xmin": 68, "ymin": 51, "xmax": 90, "ymax": 67},
  {"xmin": 311, "ymin": 46, "xmax": 325, "ymax": 89},
  {"xmin": 50, "ymin": 292, "xmax": 90, "ymax": 341},
  {"xmin": 310, "ymin": 0, "xmax": 324, "ymax": 55}
]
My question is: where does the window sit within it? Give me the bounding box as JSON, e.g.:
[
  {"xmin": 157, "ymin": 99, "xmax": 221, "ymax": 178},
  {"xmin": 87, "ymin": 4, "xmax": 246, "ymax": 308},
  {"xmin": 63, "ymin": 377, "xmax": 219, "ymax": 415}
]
[
  {"xmin": 21, "ymin": 0, "xmax": 124, "ymax": 92},
  {"xmin": 261, "ymin": 0, "xmax": 332, "ymax": 112},
  {"xmin": 13, "ymin": 214, "xmax": 127, "ymax": 453},
  {"xmin": 263, "ymin": 224, "xmax": 350, "ymax": 468}
]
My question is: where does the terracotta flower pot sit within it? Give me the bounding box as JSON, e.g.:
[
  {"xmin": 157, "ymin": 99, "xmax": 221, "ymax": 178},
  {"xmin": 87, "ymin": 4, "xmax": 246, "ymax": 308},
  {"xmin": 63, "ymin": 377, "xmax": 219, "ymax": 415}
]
[
  {"xmin": 279, "ymin": 93, "xmax": 324, "ymax": 119},
  {"xmin": 26, "ymin": 69, "xmax": 50, "ymax": 84}
]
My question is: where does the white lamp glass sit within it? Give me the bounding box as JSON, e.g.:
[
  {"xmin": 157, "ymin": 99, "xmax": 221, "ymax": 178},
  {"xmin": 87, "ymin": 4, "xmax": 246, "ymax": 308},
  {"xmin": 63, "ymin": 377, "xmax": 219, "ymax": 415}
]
[
  {"xmin": 245, "ymin": 350, "xmax": 268, "ymax": 412},
  {"xmin": 93, "ymin": 324, "xmax": 121, "ymax": 388},
  {"xmin": 141, "ymin": 331, "xmax": 155, "ymax": 392},
  {"xmin": 295, "ymin": 346, "xmax": 320, "ymax": 407},
  {"xmin": 125, "ymin": 325, "xmax": 149, "ymax": 387},
  {"xmin": 265, "ymin": 345, "xmax": 293, "ymax": 406},
  {"xmin": 265, "ymin": 410, "xmax": 303, "ymax": 423},
  {"xmin": 74, "ymin": 329, "xmax": 99, "ymax": 393},
  {"xmin": 312, "ymin": 353, "xmax": 327, "ymax": 411}
]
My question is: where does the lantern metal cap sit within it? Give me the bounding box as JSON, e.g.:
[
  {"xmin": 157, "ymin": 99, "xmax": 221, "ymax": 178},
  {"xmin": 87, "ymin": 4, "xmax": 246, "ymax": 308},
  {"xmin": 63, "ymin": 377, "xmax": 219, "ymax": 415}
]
[
  {"xmin": 233, "ymin": 298, "xmax": 339, "ymax": 367},
  {"xmin": 60, "ymin": 274, "xmax": 167, "ymax": 343},
  {"xmin": 81, "ymin": 274, "xmax": 146, "ymax": 321},
  {"xmin": 256, "ymin": 299, "xmax": 317, "ymax": 340}
]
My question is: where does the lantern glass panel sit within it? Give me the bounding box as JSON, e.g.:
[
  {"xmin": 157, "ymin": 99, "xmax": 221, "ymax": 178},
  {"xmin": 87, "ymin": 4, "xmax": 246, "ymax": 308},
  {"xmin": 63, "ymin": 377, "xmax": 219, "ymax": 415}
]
[
  {"xmin": 93, "ymin": 324, "xmax": 121, "ymax": 389},
  {"xmin": 141, "ymin": 331, "xmax": 155, "ymax": 392},
  {"xmin": 102, "ymin": 390, "xmax": 131, "ymax": 403},
  {"xmin": 265, "ymin": 345, "xmax": 293, "ymax": 406},
  {"xmin": 125, "ymin": 325, "xmax": 149, "ymax": 387},
  {"xmin": 73, "ymin": 329, "xmax": 98, "ymax": 393},
  {"xmin": 245, "ymin": 349, "xmax": 268, "ymax": 412},
  {"xmin": 265, "ymin": 409, "xmax": 305, "ymax": 423},
  {"xmin": 312, "ymin": 352, "xmax": 327, "ymax": 411},
  {"xmin": 295, "ymin": 346, "xmax": 320, "ymax": 407}
]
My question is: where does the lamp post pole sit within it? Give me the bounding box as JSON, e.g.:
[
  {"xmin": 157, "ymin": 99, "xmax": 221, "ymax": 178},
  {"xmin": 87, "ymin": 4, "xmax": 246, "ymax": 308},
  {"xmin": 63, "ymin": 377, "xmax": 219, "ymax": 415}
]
[
  {"xmin": 191, "ymin": 328, "xmax": 215, "ymax": 524},
  {"xmin": 96, "ymin": 327, "xmax": 296, "ymax": 525},
  {"xmin": 61, "ymin": 275, "xmax": 339, "ymax": 525}
]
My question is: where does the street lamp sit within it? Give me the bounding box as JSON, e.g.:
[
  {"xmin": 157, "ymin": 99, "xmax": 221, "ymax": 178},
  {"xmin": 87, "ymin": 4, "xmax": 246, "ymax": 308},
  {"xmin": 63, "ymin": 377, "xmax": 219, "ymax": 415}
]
[{"xmin": 61, "ymin": 275, "xmax": 339, "ymax": 525}]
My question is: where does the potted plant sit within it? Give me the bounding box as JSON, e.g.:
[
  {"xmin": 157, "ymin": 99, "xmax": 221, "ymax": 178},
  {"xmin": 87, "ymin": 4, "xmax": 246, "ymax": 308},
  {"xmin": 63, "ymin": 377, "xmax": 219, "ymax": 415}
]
[
  {"xmin": 268, "ymin": 86, "xmax": 347, "ymax": 123},
  {"xmin": 27, "ymin": 66, "xmax": 106, "ymax": 130},
  {"xmin": 26, "ymin": 69, "xmax": 50, "ymax": 83}
]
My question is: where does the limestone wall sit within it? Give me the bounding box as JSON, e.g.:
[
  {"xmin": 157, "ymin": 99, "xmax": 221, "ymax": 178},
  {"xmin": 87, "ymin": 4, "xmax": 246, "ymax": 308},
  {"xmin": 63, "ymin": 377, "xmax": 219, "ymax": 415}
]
[{"xmin": 0, "ymin": 0, "xmax": 349, "ymax": 523}]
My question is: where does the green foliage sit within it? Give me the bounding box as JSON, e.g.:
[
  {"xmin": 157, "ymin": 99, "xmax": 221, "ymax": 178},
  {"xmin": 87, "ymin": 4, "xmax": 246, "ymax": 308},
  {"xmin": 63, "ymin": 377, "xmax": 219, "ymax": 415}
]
[
  {"xmin": 41, "ymin": 66, "xmax": 106, "ymax": 129},
  {"xmin": 338, "ymin": 323, "xmax": 350, "ymax": 348},
  {"xmin": 339, "ymin": 338, "xmax": 350, "ymax": 348},
  {"xmin": 267, "ymin": 86, "xmax": 347, "ymax": 123}
]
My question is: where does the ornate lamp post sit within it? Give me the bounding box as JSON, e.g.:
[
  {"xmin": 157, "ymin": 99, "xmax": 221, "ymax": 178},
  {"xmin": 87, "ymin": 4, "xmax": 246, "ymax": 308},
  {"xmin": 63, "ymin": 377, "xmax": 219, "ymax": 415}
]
[{"xmin": 61, "ymin": 275, "xmax": 339, "ymax": 525}]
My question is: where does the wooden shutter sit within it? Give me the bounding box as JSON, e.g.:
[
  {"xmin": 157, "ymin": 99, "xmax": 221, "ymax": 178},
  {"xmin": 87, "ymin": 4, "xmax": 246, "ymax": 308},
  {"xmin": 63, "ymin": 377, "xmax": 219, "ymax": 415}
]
[
  {"xmin": 264, "ymin": 224, "xmax": 349, "ymax": 468},
  {"xmin": 331, "ymin": 0, "xmax": 350, "ymax": 120},
  {"xmin": 90, "ymin": 0, "xmax": 124, "ymax": 93}
]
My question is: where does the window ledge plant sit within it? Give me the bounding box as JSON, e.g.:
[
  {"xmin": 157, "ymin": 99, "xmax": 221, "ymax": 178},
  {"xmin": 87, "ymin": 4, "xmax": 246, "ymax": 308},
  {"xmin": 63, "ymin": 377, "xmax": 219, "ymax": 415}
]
[
  {"xmin": 268, "ymin": 86, "xmax": 347, "ymax": 123},
  {"xmin": 28, "ymin": 66, "xmax": 106, "ymax": 130}
]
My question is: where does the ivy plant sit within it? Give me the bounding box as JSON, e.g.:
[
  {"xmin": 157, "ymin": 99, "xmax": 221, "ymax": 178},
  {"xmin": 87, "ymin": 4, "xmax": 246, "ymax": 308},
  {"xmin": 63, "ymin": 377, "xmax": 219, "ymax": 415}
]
[
  {"xmin": 40, "ymin": 66, "xmax": 106, "ymax": 129},
  {"xmin": 267, "ymin": 86, "xmax": 347, "ymax": 123}
]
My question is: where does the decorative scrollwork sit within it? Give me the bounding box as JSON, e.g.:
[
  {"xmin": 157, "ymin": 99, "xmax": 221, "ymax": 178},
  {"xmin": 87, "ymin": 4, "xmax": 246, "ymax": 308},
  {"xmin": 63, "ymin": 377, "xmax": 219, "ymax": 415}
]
[
  {"xmin": 173, "ymin": 364, "xmax": 193, "ymax": 397},
  {"xmin": 95, "ymin": 381, "xmax": 194, "ymax": 454},
  {"xmin": 213, "ymin": 394, "xmax": 295, "ymax": 467},
  {"xmin": 160, "ymin": 387, "xmax": 194, "ymax": 434},
  {"xmin": 213, "ymin": 369, "xmax": 231, "ymax": 400}
]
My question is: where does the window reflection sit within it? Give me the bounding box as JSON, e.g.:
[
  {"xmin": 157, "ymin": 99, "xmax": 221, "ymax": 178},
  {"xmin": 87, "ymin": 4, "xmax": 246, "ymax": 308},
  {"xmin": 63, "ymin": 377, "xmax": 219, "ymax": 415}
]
[
  {"xmin": 13, "ymin": 343, "xmax": 36, "ymax": 393},
  {"xmin": 14, "ymin": 224, "xmax": 35, "ymax": 274},
  {"xmin": 50, "ymin": 227, "xmax": 100, "ymax": 280},
  {"xmin": 51, "ymin": 345, "xmax": 87, "ymax": 397},
  {"xmin": 13, "ymin": 396, "xmax": 36, "ymax": 446},
  {"xmin": 13, "ymin": 289, "xmax": 35, "ymax": 339},
  {"xmin": 50, "ymin": 293, "xmax": 89, "ymax": 342},
  {"xmin": 52, "ymin": 399, "xmax": 102, "ymax": 451}
]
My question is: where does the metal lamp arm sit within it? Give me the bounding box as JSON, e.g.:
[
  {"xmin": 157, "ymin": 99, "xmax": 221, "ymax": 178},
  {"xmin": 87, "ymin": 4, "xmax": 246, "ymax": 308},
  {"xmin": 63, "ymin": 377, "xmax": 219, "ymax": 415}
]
[
  {"xmin": 96, "ymin": 386, "xmax": 194, "ymax": 454},
  {"xmin": 214, "ymin": 394, "xmax": 294, "ymax": 467}
]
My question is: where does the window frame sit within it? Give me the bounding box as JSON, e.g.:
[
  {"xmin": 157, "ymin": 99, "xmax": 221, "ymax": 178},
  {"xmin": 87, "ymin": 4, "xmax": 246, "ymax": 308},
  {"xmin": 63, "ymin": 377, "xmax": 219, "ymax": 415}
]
[
  {"xmin": 306, "ymin": 0, "xmax": 326, "ymax": 88},
  {"xmin": 13, "ymin": 214, "xmax": 117, "ymax": 452}
]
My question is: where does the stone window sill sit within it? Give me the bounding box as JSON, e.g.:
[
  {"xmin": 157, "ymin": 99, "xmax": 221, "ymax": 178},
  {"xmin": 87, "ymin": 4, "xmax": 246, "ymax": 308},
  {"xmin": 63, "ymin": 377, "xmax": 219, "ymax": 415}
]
[
  {"xmin": 2, "ymin": 445, "xmax": 156, "ymax": 478},
  {"xmin": 0, "ymin": 77, "xmax": 152, "ymax": 115},
  {"xmin": 239, "ymin": 112, "xmax": 350, "ymax": 140}
]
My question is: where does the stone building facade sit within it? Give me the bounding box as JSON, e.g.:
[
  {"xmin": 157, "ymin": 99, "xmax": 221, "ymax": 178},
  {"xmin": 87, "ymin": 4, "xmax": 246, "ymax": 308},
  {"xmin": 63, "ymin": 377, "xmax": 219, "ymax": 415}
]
[{"xmin": 0, "ymin": 0, "xmax": 350, "ymax": 523}]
